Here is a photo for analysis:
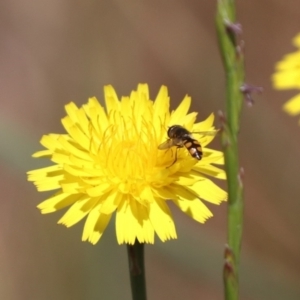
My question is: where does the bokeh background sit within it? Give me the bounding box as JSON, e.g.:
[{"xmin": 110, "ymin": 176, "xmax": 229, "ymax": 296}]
[{"xmin": 1, "ymin": 1, "xmax": 300, "ymax": 299}]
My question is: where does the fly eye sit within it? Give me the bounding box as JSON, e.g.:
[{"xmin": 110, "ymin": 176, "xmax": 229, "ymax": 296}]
[{"xmin": 167, "ymin": 126, "xmax": 174, "ymax": 137}]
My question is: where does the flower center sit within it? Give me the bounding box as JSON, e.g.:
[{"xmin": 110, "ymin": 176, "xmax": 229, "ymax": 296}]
[
  {"xmin": 100, "ymin": 119, "xmax": 160, "ymax": 195},
  {"xmin": 113, "ymin": 140, "xmax": 146, "ymax": 179}
]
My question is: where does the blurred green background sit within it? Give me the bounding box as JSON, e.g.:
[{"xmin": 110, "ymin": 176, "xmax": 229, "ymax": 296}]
[{"xmin": 1, "ymin": 1, "xmax": 300, "ymax": 299}]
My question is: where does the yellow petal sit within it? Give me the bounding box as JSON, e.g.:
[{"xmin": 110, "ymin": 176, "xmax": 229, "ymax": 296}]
[
  {"xmin": 169, "ymin": 95, "xmax": 191, "ymax": 125},
  {"xmin": 63, "ymin": 164, "xmax": 94, "ymax": 177},
  {"xmin": 192, "ymin": 165, "xmax": 226, "ymax": 179},
  {"xmin": 131, "ymin": 200, "xmax": 154, "ymax": 244},
  {"xmin": 32, "ymin": 150, "xmax": 52, "ymax": 158},
  {"xmin": 82, "ymin": 204, "xmax": 112, "ymax": 244},
  {"xmin": 86, "ymin": 183, "xmax": 112, "ymax": 197},
  {"xmin": 104, "ymin": 85, "xmax": 120, "ymax": 113},
  {"xmin": 173, "ymin": 197, "xmax": 212, "ymax": 223},
  {"xmin": 188, "ymin": 179, "xmax": 227, "ymax": 204},
  {"xmin": 148, "ymin": 198, "xmax": 177, "ymax": 242},
  {"xmin": 193, "ymin": 113, "xmax": 215, "ymax": 131},
  {"xmin": 120, "ymin": 96, "xmax": 132, "ymax": 119},
  {"xmin": 115, "ymin": 197, "xmax": 136, "ymax": 244},
  {"xmin": 199, "ymin": 134, "xmax": 217, "ymax": 147},
  {"xmin": 201, "ymin": 149, "xmax": 224, "ymax": 164},
  {"xmin": 40, "ymin": 135, "xmax": 62, "ymax": 151},
  {"xmin": 27, "ymin": 164, "xmax": 62, "ymax": 179},
  {"xmin": 182, "ymin": 112, "xmax": 198, "ymax": 130},
  {"xmin": 274, "ymin": 52, "xmax": 300, "ymax": 71},
  {"xmin": 273, "ymin": 68, "xmax": 300, "ymax": 89},
  {"xmin": 35, "ymin": 176, "xmax": 64, "ymax": 192},
  {"xmin": 175, "ymin": 175, "xmax": 199, "ymax": 186},
  {"xmin": 153, "ymin": 86, "xmax": 170, "ymax": 135},
  {"xmin": 139, "ymin": 185, "xmax": 156, "ymax": 203},
  {"xmin": 37, "ymin": 192, "xmax": 81, "ymax": 213},
  {"xmin": 51, "ymin": 153, "xmax": 71, "ymax": 165},
  {"xmin": 100, "ymin": 189, "xmax": 123, "ymax": 214},
  {"xmin": 58, "ymin": 195, "xmax": 98, "ymax": 227},
  {"xmin": 293, "ymin": 33, "xmax": 300, "ymax": 47},
  {"xmin": 64, "ymin": 102, "xmax": 79, "ymax": 123},
  {"xmin": 130, "ymin": 86, "xmax": 151, "ymax": 132},
  {"xmin": 116, "ymin": 197, "xmax": 155, "ymax": 244},
  {"xmin": 61, "ymin": 181, "xmax": 83, "ymax": 194},
  {"xmin": 83, "ymin": 97, "xmax": 109, "ymax": 135},
  {"xmin": 283, "ymin": 93, "xmax": 300, "ymax": 115},
  {"xmin": 61, "ymin": 118, "xmax": 90, "ymax": 150},
  {"xmin": 169, "ymin": 184, "xmax": 196, "ymax": 200},
  {"xmin": 57, "ymin": 136, "xmax": 91, "ymax": 161},
  {"xmin": 137, "ymin": 84, "xmax": 149, "ymax": 101},
  {"xmin": 152, "ymin": 186, "xmax": 177, "ymax": 199}
]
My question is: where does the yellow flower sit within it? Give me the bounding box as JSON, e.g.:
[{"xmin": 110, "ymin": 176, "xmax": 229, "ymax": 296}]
[
  {"xmin": 27, "ymin": 84, "xmax": 227, "ymax": 245},
  {"xmin": 273, "ymin": 33, "xmax": 300, "ymax": 116}
]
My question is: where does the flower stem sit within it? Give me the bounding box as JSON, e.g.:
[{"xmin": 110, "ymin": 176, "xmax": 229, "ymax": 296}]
[
  {"xmin": 215, "ymin": 1, "xmax": 245, "ymax": 299},
  {"xmin": 126, "ymin": 242, "xmax": 147, "ymax": 300}
]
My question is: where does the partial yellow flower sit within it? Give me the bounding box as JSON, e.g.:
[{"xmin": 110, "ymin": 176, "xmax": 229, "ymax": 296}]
[
  {"xmin": 27, "ymin": 84, "xmax": 227, "ymax": 245},
  {"xmin": 273, "ymin": 33, "xmax": 300, "ymax": 116}
]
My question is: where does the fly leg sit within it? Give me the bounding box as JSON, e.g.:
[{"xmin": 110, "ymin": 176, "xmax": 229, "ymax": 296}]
[{"xmin": 167, "ymin": 146, "xmax": 182, "ymax": 168}]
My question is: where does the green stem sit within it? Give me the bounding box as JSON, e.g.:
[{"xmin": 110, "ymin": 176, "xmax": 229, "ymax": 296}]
[
  {"xmin": 216, "ymin": 1, "xmax": 245, "ymax": 299},
  {"xmin": 126, "ymin": 242, "xmax": 147, "ymax": 300}
]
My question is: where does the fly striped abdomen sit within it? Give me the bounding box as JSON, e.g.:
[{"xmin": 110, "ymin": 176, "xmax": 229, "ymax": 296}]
[{"xmin": 183, "ymin": 138, "xmax": 202, "ymax": 160}]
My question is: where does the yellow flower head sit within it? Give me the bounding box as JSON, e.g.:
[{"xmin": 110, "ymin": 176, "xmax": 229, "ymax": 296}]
[
  {"xmin": 28, "ymin": 84, "xmax": 227, "ymax": 245},
  {"xmin": 273, "ymin": 33, "xmax": 300, "ymax": 116}
]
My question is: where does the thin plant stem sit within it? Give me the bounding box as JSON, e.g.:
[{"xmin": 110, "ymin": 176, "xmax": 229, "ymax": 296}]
[
  {"xmin": 215, "ymin": 1, "xmax": 245, "ymax": 299},
  {"xmin": 126, "ymin": 242, "xmax": 147, "ymax": 300}
]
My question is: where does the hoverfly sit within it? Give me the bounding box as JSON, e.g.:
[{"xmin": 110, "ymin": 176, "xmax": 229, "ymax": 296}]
[{"xmin": 158, "ymin": 125, "xmax": 217, "ymax": 166}]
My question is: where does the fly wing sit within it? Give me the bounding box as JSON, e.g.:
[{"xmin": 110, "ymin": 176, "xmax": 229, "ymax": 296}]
[
  {"xmin": 192, "ymin": 130, "xmax": 218, "ymax": 136},
  {"xmin": 158, "ymin": 139, "xmax": 175, "ymax": 150}
]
